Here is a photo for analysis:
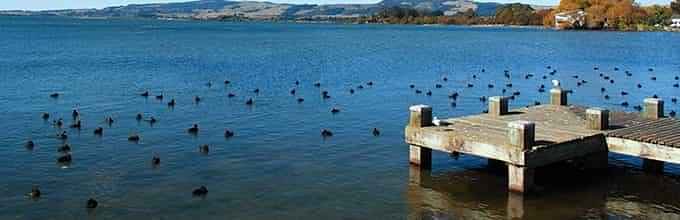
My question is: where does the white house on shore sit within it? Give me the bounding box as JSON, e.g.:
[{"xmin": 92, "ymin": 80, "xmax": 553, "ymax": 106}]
[
  {"xmin": 555, "ymin": 10, "xmax": 586, "ymax": 29},
  {"xmin": 672, "ymin": 15, "xmax": 680, "ymax": 28}
]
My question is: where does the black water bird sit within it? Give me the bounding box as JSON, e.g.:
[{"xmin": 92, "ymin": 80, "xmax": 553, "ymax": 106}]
[
  {"xmin": 449, "ymin": 92, "xmax": 459, "ymax": 100},
  {"xmin": 621, "ymin": 91, "xmax": 628, "ymax": 96},
  {"xmin": 49, "ymin": 93, "xmax": 59, "ymax": 98},
  {"xmin": 188, "ymin": 124, "xmax": 199, "ymax": 133},
  {"xmin": 295, "ymin": 80, "xmax": 300, "ymax": 85},
  {"xmin": 372, "ymin": 128, "xmax": 380, "ymax": 136},
  {"xmin": 25, "ymin": 140, "xmax": 35, "ymax": 149},
  {"xmin": 168, "ymin": 99, "xmax": 176, "ymax": 106},
  {"xmin": 224, "ymin": 129, "xmax": 235, "ymax": 138},
  {"xmin": 87, "ymin": 198, "xmax": 98, "ymax": 209},
  {"xmin": 651, "ymin": 77, "xmax": 657, "ymax": 81},
  {"xmin": 228, "ymin": 93, "xmax": 236, "ymax": 98},
  {"xmin": 506, "ymin": 83, "xmax": 513, "ymax": 88},
  {"xmin": 290, "ymin": 89, "xmax": 296, "ymax": 95},
  {"xmin": 128, "ymin": 134, "xmax": 140, "ymax": 142},
  {"xmin": 672, "ymin": 97, "xmax": 678, "ymax": 103},
  {"xmin": 637, "ymin": 84, "xmax": 642, "ymax": 88},
  {"xmin": 670, "ymin": 111, "xmax": 677, "ymax": 117},
  {"xmin": 199, "ymin": 144, "xmax": 209, "ymax": 154},
  {"xmin": 313, "ymin": 82, "xmax": 321, "ymax": 87},
  {"xmin": 442, "ymin": 77, "xmax": 448, "ymax": 81},
  {"xmin": 648, "ymin": 68, "xmax": 654, "ymax": 72},
  {"xmin": 94, "ymin": 127, "xmax": 103, "ymax": 135},
  {"xmin": 331, "ymin": 108, "xmax": 340, "ymax": 114},
  {"xmin": 435, "ymin": 84, "xmax": 442, "ymax": 88},
  {"xmin": 415, "ymin": 90, "xmax": 422, "ymax": 94},
  {"xmin": 58, "ymin": 144, "xmax": 71, "ymax": 153},
  {"xmin": 604, "ymin": 95, "xmax": 610, "ymax": 100},
  {"xmin": 321, "ymin": 129, "xmax": 333, "ymax": 137},
  {"xmin": 57, "ymin": 154, "xmax": 72, "ymax": 163},
  {"xmin": 610, "ymin": 80, "xmax": 615, "ymax": 84},
  {"xmin": 488, "ymin": 84, "xmax": 494, "ymax": 88},
  {"xmin": 136, "ymin": 113, "xmax": 143, "ymax": 121},
  {"xmin": 594, "ymin": 67, "xmax": 599, "ymax": 70},
  {"xmin": 42, "ymin": 113, "xmax": 50, "ymax": 120},
  {"xmin": 534, "ymin": 101, "xmax": 541, "ymax": 106},
  {"xmin": 451, "ymin": 102, "xmax": 457, "ymax": 107},
  {"xmin": 357, "ymin": 85, "xmax": 364, "ymax": 89},
  {"xmin": 674, "ymin": 83, "xmax": 679, "ymax": 88},
  {"xmin": 349, "ymin": 89, "xmax": 355, "ymax": 94},
  {"xmin": 675, "ymin": 76, "xmax": 679, "ymax": 80},
  {"xmin": 297, "ymin": 98, "xmax": 304, "ymax": 103},
  {"xmin": 152, "ymin": 156, "xmax": 160, "ymax": 165},
  {"xmin": 426, "ymin": 91, "xmax": 432, "ymax": 96},
  {"xmin": 614, "ymin": 67, "xmax": 619, "ymax": 71},
  {"xmin": 28, "ymin": 185, "xmax": 40, "ymax": 199},
  {"xmin": 206, "ymin": 81, "xmax": 213, "ymax": 88},
  {"xmin": 633, "ymin": 105, "xmax": 643, "ymax": 111},
  {"xmin": 141, "ymin": 91, "xmax": 149, "ymax": 97},
  {"xmin": 626, "ymin": 72, "xmax": 633, "ymax": 77},
  {"xmin": 224, "ymin": 80, "xmax": 230, "ymax": 85},
  {"xmin": 253, "ymin": 88, "xmax": 260, "ymax": 93},
  {"xmin": 467, "ymin": 84, "xmax": 474, "ymax": 88},
  {"xmin": 653, "ymin": 94, "xmax": 659, "ymax": 98},
  {"xmin": 604, "ymin": 76, "xmax": 610, "ymax": 80},
  {"xmin": 72, "ymin": 109, "xmax": 79, "ymax": 118},
  {"xmin": 367, "ymin": 81, "xmax": 373, "ymax": 86},
  {"xmin": 105, "ymin": 116, "xmax": 114, "ymax": 125},
  {"xmin": 409, "ymin": 84, "xmax": 415, "ymax": 89},
  {"xmin": 149, "ymin": 117, "xmax": 157, "ymax": 124},
  {"xmin": 192, "ymin": 186, "xmax": 208, "ymax": 197},
  {"xmin": 156, "ymin": 93, "xmax": 164, "ymax": 100},
  {"xmin": 621, "ymin": 102, "xmax": 629, "ymax": 107},
  {"xmin": 57, "ymin": 131, "xmax": 68, "ymax": 140},
  {"xmin": 246, "ymin": 98, "xmax": 253, "ymax": 105},
  {"xmin": 601, "ymin": 88, "xmax": 606, "ymax": 93},
  {"xmin": 479, "ymin": 96, "xmax": 487, "ymax": 102},
  {"xmin": 194, "ymin": 96, "xmax": 201, "ymax": 103}
]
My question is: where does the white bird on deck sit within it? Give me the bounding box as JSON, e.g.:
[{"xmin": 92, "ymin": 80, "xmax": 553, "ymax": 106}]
[
  {"xmin": 432, "ymin": 117, "xmax": 450, "ymax": 126},
  {"xmin": 552, "ymin": 79, "xmax": 560, "ymax": 88}
]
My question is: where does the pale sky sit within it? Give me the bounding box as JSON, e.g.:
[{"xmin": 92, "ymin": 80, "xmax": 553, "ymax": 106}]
[{"xmin": 0, "ymin": 0, "xmax": 672, "ymax": 11}]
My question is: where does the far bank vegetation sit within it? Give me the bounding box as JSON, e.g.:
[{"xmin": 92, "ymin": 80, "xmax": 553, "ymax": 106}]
[{"xmin": 355, "ymin": 0, "xmax": 678, "ymax": 31}]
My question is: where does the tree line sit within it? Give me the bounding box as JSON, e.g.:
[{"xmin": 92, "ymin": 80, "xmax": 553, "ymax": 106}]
[{"xmin": 353, "ymin": 0, "xmax": 678, "ymax": 31}]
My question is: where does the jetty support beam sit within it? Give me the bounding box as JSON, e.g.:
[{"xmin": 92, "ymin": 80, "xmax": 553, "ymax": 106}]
[
  {"xmin": 550, "ymin": 87, "xmax": 568, "ymax": 106},
  {"xmin": 408, "ymin": 105, "xmax": 433, "ymax": 169},
  {"xmin": 644, "ymin": 98, "xmax": 664, "ymax": 119},
  {"xmin": 507, "ymin": 121, "xmax": 535, "ymax": 193}
]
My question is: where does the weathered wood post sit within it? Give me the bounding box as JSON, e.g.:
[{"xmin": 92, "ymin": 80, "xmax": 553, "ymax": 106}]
[
  {"xmin": 489, "ymin": 96, "xmax": 509, "ymax": 117},
  {"xmin": 586, "ymin": 107, "xmax": 609, "ymax": 130},
  {"xmin": 643, "ymin": 98, "xmax": 664, "ymax": 119},
  {"xmin": 507, "ymin": 120, "xmax": 535, "ymax": 193},
  {"xmin": 507, "ymin": 192, "xmax": 526, "ymax": 219},
  {"xmin": 642, "ymin": 98, "xmax": 665, "ymax": 173},
  {"xmin": 550, "ymin": 87, "xmax": 568, "ymax": 106},
  {"xmin": 408, "ymin": 105, "xmax": 433, "ymax": 170}
]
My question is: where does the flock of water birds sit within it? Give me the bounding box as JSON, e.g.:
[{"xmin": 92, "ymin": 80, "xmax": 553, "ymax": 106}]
[{"xmin": 19, "ymin": 64, "xmax": 679, "ymax": 210}]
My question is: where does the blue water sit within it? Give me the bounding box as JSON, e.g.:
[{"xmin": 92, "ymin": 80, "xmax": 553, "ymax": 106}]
[{"xmin": 1, "ymin": 16, "xmax": 680, "ymax": 219}]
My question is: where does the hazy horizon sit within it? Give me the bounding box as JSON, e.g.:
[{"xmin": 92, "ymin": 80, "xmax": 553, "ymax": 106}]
[{"xmin": 0, "ymin": 0, "xmax": 672, "ymax": 11}]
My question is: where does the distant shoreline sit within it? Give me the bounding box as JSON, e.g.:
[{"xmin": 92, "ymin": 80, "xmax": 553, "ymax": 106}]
[{"xmin": 2, "ymin": 14, "xmax": 678, "ymax": 33}]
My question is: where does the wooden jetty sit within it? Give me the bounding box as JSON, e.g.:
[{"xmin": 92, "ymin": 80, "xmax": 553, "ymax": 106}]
[{"xmin": 405, "ymin": 86, "xmax": 680, "ymax": 194}]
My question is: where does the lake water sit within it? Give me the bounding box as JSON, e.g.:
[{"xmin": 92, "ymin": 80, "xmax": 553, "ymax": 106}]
[{"xmin": 1, "ymin": 16, "xmax": 680, "ymax": 219}]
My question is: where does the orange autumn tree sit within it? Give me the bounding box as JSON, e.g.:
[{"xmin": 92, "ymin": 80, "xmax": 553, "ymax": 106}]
[{"xmin": 548, "ymin": 0, "xmax": 644, "ymax": 29}]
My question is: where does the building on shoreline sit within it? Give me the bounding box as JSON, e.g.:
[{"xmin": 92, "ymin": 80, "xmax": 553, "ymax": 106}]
[
  {"xmin": 672, "ymin": 15, "xmax": 680, "ymax": 28},
  {"xmin": 554, "ymin": 10, "xmax": 586, "ymax": 29}
]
